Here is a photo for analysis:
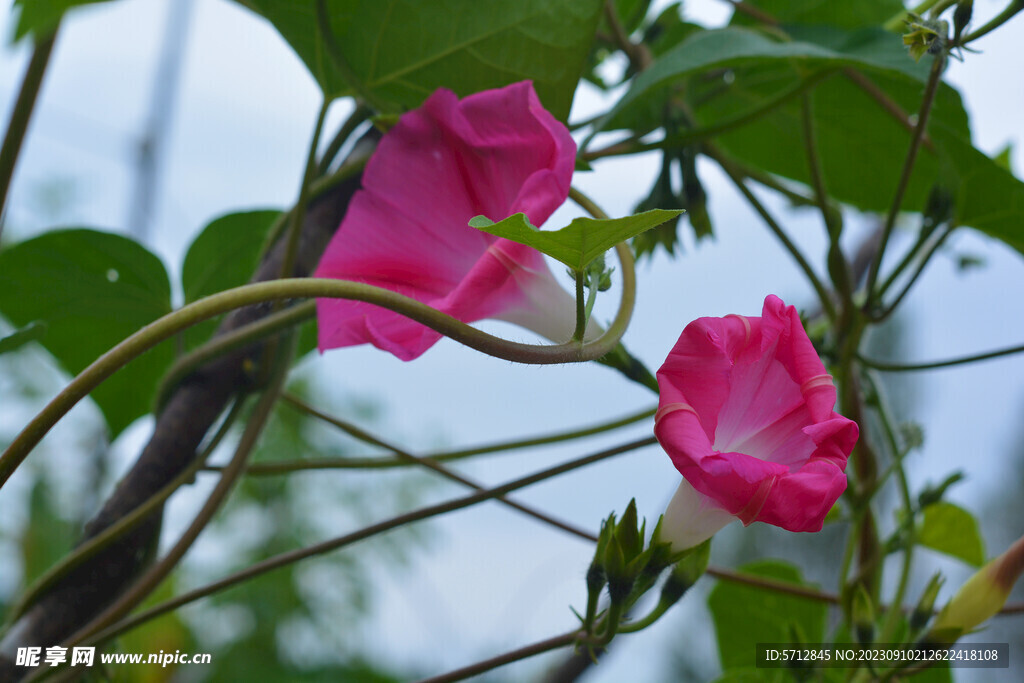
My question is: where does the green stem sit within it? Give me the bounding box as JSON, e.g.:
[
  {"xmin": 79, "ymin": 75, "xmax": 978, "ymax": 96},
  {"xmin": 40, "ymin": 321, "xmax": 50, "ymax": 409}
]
[
  {"xmin": 1, "ymin": 260, "xmax": 637, "ymax": 488},
  {"xmin": 838, "ymin": 513, "xmax": 859, "ymax": 588},
  {"xmin": 602, "ymin": 0, "xmax": 650, "ymax": 71},
  {"xmin": 617, "ymin": 600, "xmax": 673, "ymax": 633},
  {"xmin": 157, "ymin": 301, "xmax": 314, "ymax": 410},
  {"xmin": 318, "ymin": 103, "xmax": 371, "ymax": 174},
  {"xmin": 708, "ymin": 146, "xmax": 837, "ymax": 322},
  {"xmin": 598, "ymin": 601, "xmax": 625, "ymax": 644},
  {"xmin": 725, "ymin": 157, "xmax": 817, "ymax": 208},
  {"xmin": 222, "ymin": 404, "xmax": 656, "ymax": 473},
  {"xmin": 872, "ymin": 224, "xmax": 955, "ymax": 321},
  {"xmin": 573, "ymin": 268, "xmax": 587, "ymax": 342},
  {"xmin": 957, "ymin": 0, "xmax": 1024, "ymax": 45},
  {"xmin": 82, "ymin": 437, "xmax": 657, "ymax": 648},
  {"xmin": 864, "ymin": 54, "xmax": 945, "ymax": 312},
  {"xmin": 315, "ymin": 0, "xmax": 388, "ymax": 111},
  {"xmin": 859, "ymin": 341, "xmax": 1024, "ymax": 372},
  {"xmin": 59, "ymin": 336, "xmax": 294, "ymax": 655},
  {"xmin": 415, "ymin": 629, "xmax": 588, "ymax": 683},
  {"xmin": 568, "ymin": 186, "xmax": 608, "ymax": 220},
  {"xmin": 870, "ymin": 375, "xmax": 915, "ymax": 644},
  {"xmin": 875, "ymin": 221, "xmax": 942, "ymax": 301},
  {"xmin": 707, "ymin": 566, "xmax": 840, "ymax": 604},
  {"xmin": 842, "ymin": 68, "xmax": 934, "ymax": 153},
  {"xmin": 800, "ymin": 92, "xmax": 852, "ymax": 307},
  {"xmin": 280, "ymin": 393, "xmax": 598, "ymax": 542},
  {"xmin": 281, "ymin": 99, "xmax": 330, "ymax": 280},
  {"xmin": 257, "ymin": 148, "xmax": 370, "ymax": 261},
  {"xmin": 0, "ymin": 28, "xmax": 59, "ymax": 243}
]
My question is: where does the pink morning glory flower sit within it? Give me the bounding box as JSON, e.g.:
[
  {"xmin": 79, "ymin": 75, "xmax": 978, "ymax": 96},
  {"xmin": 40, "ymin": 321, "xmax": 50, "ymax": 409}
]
[
  {"xmin": 654, "ymin": 295, "xmax": 859, "ymax": 551},
  {"xmin": 314, "ymin": 81, "xmax": 591, "ymax": 360}
]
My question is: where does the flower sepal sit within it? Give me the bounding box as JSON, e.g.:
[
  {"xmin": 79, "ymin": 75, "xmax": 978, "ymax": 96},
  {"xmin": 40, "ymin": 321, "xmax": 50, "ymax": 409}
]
[{"xmin": 926, "ymin": 534, "xmax": 1024, "ymax": 643}]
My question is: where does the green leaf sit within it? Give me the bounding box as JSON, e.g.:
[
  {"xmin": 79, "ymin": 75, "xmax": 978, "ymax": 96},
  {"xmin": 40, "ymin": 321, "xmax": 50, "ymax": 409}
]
[
  {"xmin": 0, "ymin": 229, "xmax": 173, "ymax": 436},
  {"xmin": 597, "ymin": 26, "xmax": 931, "ymax": 134},
  {"xmin": 10, "ymin": 0, "xmax": 114, "ymax": 42},
  {"xmin": 236, "ymin": 0, "xmax": 604, "ymax": 120},
  {"xmin": 993, "ymin": 143, "xmax": 1014, "ymax": 173},
  {"xmin": 470, "ymin": 209, "xmax": 682, "ymax": 271},
  {"xmin": 182, "ymin": 210, "xmax": 281, "ymax": 349},
  {"xmin": 707, "ymin": 560, "xmax": 827, "ymax": 671},
  {"xmin": 918, "ymin": 501, "xmax": 986, "ymax": 567},
  {"xmin": 0, "ymin": 321, "xmax": 46, "ymax": 354},
  {"xmin": 729, "ymin": 0, "xmax": 905, "ymax": 29},
  {"xmin": 932, "ymin": 124, "xmax": 1024, "ymax": 255},
  {"xmin": 597, "ymin": 23, "xmax": 1024, "ymax": 258}
]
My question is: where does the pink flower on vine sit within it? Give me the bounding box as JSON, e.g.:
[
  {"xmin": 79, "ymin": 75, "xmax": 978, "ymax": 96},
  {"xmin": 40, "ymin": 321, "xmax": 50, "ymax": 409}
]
[
  {"xmin": 314, "ymin": 81, "xmax": 587, "ymax": 360},
  {"xmin": 654, "ymin": 295, "xmax": 859, "ymax": 550}
]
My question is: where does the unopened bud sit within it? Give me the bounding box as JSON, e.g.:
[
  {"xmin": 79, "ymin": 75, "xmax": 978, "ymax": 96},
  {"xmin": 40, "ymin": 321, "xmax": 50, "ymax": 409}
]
[
  {"xmin": 660, "ymin": 539, "xmax": 711, "ymax": 606},
  {"xmin": 911, "ymin": 573, "xmax": 945, "ymax": 632},
  {"xmin": 616, "ymin": 498, "xmax": 643, "ymax": 560},
  {"xmin": 928, "ymin": 534, "xmax": 1024, "ymax": 642},
  {"xmin": 953, "ymin": 0, "xmax": 973, "ymax": 43}
]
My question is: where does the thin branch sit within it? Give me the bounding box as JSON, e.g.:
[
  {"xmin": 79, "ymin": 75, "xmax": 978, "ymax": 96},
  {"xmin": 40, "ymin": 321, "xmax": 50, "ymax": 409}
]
[
  {"xmin": 957, "ymin": 0, "xmax": 1024, "ymax": 46},
  {"xmin": 0, "ymin": 28, "xmax": 59, "ymax": 242},
  {"xmin": 415, "ymin": 629, "xmax": 586, "ymax": 683},
  {"xmin": 156, "ymin": 302, "xmax": 315, "ymax": 410},
  {"xmin": 602, "ymin": 0, "xmax": 651, "ymax": 71},
  {"xmin": 721, "ymin": 0, "xmax": 779, "ymax": 25},
  {"xmin": 871, "ymin": 224, "xmax": 955, "ymax": 321},
  {"xmin": 706, "ymin": 566, "xmax": 839, "ymax": 604},
  {"xmin": 318, "ymin": 103, "xmax": 371, "ymax": 174},
  {"xmin": 859, "ymin": 341, "xmax": 1024, "ymax": 372},
  {"xmin": 83, "ymin": 438, "xmax": 658, "ymax": 647},
  {"xmin": 4, "ymin": 398, "xmax": 244, "ymax": 626},
  {"xmin": 280, "ymin": 393, "xmax": 599, "ymax": 542},
  {"xmin": 864, "ymin": 54, "xmax": 945, "ymax": 309},
  {"xmin": 59, "ymin": 337, "xmax": 293, "ymax": 659},
  {"xmin": 1, "ymin": 248, "xmax": 637, "ymax": 486},
  {"xmin": 214, "ymin": 404, "xmax": 656, "ymax": 473},
  {"xmin": 841, "ymin": 69, "xmax": 935, "ymax": 153},
  {"xmin": 707, "ymin": 146, "xmax": 837, "ymax": 322},
  {"xmin": 280, "ymin": 99, "xmax": 330, "ymax": 280}
]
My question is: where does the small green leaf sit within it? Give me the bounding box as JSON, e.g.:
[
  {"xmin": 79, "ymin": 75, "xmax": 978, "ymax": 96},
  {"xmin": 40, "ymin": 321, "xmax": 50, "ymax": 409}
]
[
  {"xmin": 470, "ymin": 209, "xmax": 682, "ymax": 271},
  {"xmin": 823, "ymin": 501, "xmax": 843, "ymax": 524},
  {"xmin": 0, "ymin": 229, "xmax": 173, "ymax": 436},
  {"xmin": 0, "ymin": 321, "xmax": 46, "ymax": 354},
  {"xmin": 708, "ymin": 560, "xmax": 827, "ymax": 671},
  {"xmin": 918, "ymin": 501, "xmax": 986, "ymax": 567},
  {"xmin": 10, "ymin": 0, "xmax": 114, "ymax": 42},
  {"xmin": 993, "ymin": 144, "xmax": 1014, "ymax": 173}
]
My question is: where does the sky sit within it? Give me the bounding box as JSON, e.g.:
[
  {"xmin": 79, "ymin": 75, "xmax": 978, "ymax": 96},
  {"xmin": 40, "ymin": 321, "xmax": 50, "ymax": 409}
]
[{"xmin": 1, "ymin": 0, "xmax": 1023, "ymax": 680}]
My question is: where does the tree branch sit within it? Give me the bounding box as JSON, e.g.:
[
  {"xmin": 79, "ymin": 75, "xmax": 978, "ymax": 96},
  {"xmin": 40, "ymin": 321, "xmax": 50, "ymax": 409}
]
[{"xmin": 0, "ymin": 134, "xmax": 376, "ymax": 680}]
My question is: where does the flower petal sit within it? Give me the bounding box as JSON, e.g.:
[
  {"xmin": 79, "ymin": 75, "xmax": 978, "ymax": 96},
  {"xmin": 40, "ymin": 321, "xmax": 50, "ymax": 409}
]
[
  {"xmin": 660, "ymin": 478, "xmax": 736, "ymax": 552},
  {"xmin": 655, "ymin": 295, "xmax": 858, "ymax": 542},
  {"xmin": 315, "ymin": 81, "xmax": 577, "ymax": 359}
]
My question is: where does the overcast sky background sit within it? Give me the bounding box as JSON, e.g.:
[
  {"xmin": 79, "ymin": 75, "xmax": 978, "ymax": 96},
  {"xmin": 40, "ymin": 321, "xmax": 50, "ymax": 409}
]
[{"xmin": 1, "ymin": 0, "xmax": 1023, "ymax": 680}]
